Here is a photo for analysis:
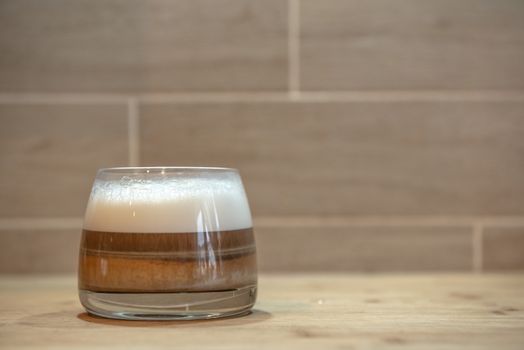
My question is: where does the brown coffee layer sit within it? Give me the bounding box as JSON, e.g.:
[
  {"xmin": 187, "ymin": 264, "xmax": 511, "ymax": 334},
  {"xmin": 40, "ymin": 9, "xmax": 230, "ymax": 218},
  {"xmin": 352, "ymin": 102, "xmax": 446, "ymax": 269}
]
[{"xmin": 78, "ymin": 228, "xmax": 257, "ymax": 293}]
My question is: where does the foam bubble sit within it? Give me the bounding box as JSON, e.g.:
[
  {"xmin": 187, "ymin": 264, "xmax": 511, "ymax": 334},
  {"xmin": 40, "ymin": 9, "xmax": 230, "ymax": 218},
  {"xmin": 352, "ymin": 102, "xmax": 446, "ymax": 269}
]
[{"xmin": 83, "ymin": 173, "xmax": 252, "ymax": 233}]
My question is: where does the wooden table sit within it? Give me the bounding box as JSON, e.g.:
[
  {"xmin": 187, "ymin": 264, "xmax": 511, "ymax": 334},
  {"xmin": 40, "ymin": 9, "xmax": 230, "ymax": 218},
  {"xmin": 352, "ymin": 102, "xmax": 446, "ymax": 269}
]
[{"xmin": 1, "ymin": 274, "xmax": 523, "ymax": 349}]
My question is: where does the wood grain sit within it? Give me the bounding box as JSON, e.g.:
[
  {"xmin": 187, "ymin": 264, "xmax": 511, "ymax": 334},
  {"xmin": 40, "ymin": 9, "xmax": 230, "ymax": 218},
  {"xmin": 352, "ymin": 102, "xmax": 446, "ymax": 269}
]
[
  {"xmin": 0, "ymin": 274, "xmax": 523, "ymax": 349},
  {"xmin": 301, "ymin": 0, "xmax": 524, "ymax": 90}
]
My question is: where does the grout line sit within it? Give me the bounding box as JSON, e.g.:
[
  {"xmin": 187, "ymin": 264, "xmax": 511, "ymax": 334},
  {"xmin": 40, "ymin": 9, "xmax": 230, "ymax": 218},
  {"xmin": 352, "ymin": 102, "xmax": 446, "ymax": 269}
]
[
  {"xmin": 288, "ymin": 0, "xmax": 301, "ymax": 98},
  {"xmin": 138, "ymin": 92, "xmax": 288, "ymax": 103},
  {"xmin": 254, "ymin": 216, "xmax": 524, "ymax": 228},
  {"xmin": 472, "ymin": 224, "xmax": 483, "ymax": 273},
  {"xmin": 0, "ymin": 94, "xmax": 129, "ymax": 104},
  {"xmin": 1, "ymin": 216, "xmax": 524, "ymax": 231},
  {"xmin": 0, "ymin": 218, "xmax": 83, "ymax": 230},
  {"xmin": 120, "ymin": 90, "xmax": 524, "ymax": 103},
  {"xmin": 295, "ymin": 90, "xmax": 524, "ymax": 103},
  {"xmin": 127, "ymin": 98, "xmax": 140, "ymax": 166},
  {"xmin": 1, "ymin": 91, "xmax": 524, "ymax": 104}
]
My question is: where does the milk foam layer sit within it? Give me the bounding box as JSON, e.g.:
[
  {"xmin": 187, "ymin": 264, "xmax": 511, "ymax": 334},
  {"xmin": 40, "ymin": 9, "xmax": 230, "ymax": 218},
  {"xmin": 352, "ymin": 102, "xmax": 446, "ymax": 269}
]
[{"xmin": 83, "ymin": 174, "xmax": 252, "ymax": 233}]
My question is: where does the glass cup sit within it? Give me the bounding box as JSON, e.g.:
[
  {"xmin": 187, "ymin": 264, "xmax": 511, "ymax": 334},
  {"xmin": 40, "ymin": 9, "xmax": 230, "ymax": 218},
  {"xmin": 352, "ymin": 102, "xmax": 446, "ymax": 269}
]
[{"xmin": 78, "ymin": 167, "xmax": 257, "ymax": 320}]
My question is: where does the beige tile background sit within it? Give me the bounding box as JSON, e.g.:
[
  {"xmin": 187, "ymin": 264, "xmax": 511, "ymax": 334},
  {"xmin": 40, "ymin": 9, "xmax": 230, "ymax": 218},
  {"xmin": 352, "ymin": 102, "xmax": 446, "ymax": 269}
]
[
  {"xmin": 256, "ymin": 225, "xmax": 473, "ymax": 272},
  {"xmin": 483, "ymin": 227, "xmax": 524, "ymax": 271},
  {"xmin": 0, "ymin": 104, "xmax": 128, "ymax": 217},
  {"xmin": 0, "ymin": 229, "xmax": 81, "ymax": 273},
  {"xmin": 140, "ymin": 101, "xmax": 524, "ymax": 216},
  {"xmin": 0, "ymin": 0, "xmax": 287, "ymax": 92},
  {"xmin": 300, "ymin": 0, "xmax": 524, "ymax": 90},
  {"xmin": 1, "ymin": 0, "xmax": 523, "ymax": 273}
]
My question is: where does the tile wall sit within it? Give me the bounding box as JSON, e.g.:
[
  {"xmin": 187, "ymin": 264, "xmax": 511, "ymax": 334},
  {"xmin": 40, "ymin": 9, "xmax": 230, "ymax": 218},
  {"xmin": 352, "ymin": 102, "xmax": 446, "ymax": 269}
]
[{"xmin": 1, "ymin": 0, "xmax": 523, "ymax": 273}]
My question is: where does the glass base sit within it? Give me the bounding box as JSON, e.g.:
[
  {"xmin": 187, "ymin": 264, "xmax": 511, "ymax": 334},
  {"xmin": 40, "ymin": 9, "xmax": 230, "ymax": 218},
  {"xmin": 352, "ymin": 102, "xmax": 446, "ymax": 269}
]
[{"xmin": 79, "ymin": 285, "xmax": 257, "ymax": 320}]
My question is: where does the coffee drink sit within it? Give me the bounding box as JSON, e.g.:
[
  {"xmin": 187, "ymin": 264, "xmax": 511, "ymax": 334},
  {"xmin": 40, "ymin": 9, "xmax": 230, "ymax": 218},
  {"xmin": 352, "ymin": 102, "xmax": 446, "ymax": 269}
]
[
  {"xmin": 78, "ymin": 167, "xmax": 257, "ymax": 320},
  {"xmin": 79, "ymin": 228, "xmax": 256, "ymax": 293}
]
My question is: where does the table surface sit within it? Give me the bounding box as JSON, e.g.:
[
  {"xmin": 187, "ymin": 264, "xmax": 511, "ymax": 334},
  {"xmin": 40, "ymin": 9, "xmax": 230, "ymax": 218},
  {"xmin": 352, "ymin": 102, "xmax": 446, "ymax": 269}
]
[{"xmin": 1, "ymin": 274, "xmax": 523, "ymax": 349}]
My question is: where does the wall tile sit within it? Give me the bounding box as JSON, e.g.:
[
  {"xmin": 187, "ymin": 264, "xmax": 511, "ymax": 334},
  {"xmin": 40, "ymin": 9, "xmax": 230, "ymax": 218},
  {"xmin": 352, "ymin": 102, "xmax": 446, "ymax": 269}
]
[
  {"xmin": 255, "ymin": 225, "xmax": 472, "ymax": 272},
  {"xmin": 300, "ymin": 0, "xmax": 524, "ymax": 90},
  {"xmin": 0, "ymin": 224, "xmax": 471, "ymax": 273},
  {"xmin": 483, "ymin": 227, "xmax": 524, "ymax": 270},
  {"xmin": 0, "ymin": 104, "xmax": 128, "ymax": 217},
  {"xmin": 140, "ymin": 101, "xmax": 524, "ymax": 216},
  {"xmin": 0, "ymin": 229, "xmax": 81, "ymax": 273},
  {"xmin": 0, "ymin": 0, "xmax": 287, "ymax": 92}
]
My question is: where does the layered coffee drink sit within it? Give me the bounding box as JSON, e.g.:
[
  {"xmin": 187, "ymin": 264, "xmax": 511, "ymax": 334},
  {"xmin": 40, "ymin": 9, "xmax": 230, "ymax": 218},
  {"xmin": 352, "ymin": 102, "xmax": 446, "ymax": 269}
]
[{"xmin": 78, "ymin": 167, "xmax": 257, "ymax": 320}]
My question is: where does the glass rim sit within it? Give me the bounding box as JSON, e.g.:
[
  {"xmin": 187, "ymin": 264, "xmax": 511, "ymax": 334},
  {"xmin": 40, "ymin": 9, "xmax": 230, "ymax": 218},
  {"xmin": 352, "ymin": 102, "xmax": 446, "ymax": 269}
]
[{"xmin": 97, "ymin": 166, "xmax": 239, "ymax": 174}]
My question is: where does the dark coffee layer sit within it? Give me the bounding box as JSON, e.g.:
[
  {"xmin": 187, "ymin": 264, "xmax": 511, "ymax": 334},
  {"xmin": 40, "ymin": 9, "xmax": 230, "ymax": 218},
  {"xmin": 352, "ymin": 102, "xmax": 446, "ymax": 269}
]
[
  {"xmin": 81, "ymin": 228, "xmax": 255, "ymax": 259},
  {"xmin": 78, "ymin": 228, "xmax": 257, "ymax": 293}
]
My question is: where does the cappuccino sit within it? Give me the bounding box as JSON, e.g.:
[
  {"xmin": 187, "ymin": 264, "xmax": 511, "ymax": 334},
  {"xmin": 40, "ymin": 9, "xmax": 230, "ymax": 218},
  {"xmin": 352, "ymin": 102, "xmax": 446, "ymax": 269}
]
[{"xmin": 78, "ymin": 168, "xmax": 257, "ymax": 320}]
